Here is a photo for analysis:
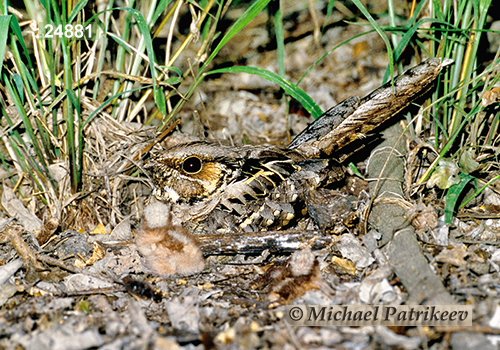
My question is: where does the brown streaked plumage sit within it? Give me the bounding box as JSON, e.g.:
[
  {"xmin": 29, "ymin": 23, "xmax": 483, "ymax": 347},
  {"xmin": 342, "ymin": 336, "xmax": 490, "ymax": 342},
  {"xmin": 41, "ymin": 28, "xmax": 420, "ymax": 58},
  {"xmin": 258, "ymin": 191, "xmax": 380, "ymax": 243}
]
[{"xmin": 144, "ymin": 58, "xmax": 453, "ymax": 235}]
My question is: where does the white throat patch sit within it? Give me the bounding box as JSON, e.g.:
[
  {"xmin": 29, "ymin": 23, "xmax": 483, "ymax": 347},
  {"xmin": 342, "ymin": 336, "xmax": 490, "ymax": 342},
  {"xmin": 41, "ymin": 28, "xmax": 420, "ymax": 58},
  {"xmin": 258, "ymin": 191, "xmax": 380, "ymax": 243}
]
[{"xmin": 162, "ymin": 185, "xmax": 180, "ymax": 202}]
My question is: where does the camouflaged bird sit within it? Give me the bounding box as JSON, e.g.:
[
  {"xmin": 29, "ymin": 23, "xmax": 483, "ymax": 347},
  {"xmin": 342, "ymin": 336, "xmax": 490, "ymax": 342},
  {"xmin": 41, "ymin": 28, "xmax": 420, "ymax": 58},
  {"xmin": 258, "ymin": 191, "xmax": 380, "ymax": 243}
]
[{"xmin": 145, "ymin": 58, "xmax": 453, "ymax": 234}]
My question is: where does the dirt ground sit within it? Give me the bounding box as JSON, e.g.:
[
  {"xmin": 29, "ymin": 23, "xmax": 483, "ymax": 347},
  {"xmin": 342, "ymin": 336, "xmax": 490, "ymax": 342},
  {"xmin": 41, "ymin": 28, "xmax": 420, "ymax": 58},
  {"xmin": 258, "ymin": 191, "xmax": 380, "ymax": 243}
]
[{"xmin": 2, "ymin": 1, "xmax": 500, "ymax": 349}]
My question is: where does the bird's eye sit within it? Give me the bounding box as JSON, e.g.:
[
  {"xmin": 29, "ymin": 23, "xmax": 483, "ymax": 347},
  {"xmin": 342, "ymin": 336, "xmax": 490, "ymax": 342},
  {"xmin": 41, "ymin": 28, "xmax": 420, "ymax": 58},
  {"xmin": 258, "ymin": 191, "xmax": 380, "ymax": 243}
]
[{"xmin": 182, "ymin": 156, "xmax": 202, "ymax": 174}]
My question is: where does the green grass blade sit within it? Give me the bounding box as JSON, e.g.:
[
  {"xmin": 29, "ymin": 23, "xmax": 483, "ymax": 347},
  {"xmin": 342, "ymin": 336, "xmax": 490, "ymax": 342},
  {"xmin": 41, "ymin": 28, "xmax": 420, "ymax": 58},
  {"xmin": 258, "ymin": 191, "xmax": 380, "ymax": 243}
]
[
  {"xmin": 0, "ymin": 15, "xmax": 11, "ymax": 77},
  {"xmin": 114, "ymin": 6, "xmax": 166, "ymax": 116},
  {"xmin": 388, "ymin": 18, "xmax": 455, "ymax": 75},
  {"xmin": 298, "ymin": 29, "xmax": 376, "ymax": 85},
  {"xmin": 163, "ymin": 0, "xmax": 272, "ymax": 129},
  {"xmin": 48, "ymin": 0, "xmax": 78, "ymax": 191},
  {"xmin": 4, "ymin": 75, "xmax": 52, "ymax": 184},
  {"xmin": 8, "ymin": 16, "xmax": 35, "ymax": 73},
  {"xmin": 11, "ymin": 73, "xmax": 24, "ymax": 102},
  {"xmin": 322, "ymin": 0, "xmax": 336, "ymax": 35},
  {"xmin": 152, "ymin": 0, "xmax": 171, "ymax": 26},
  {"xmin": 83, "ymin": 85, "xmax": 153, "ymax": 128},
  {"xmin": 351, "ymin": 0, "xmax": 394, "ymax": 83},
  {"xmin": 7, "ymin": 28, "xmax": 47, "ymax": 154},
  {"xmin": 444, "ymin": 173, "xmax": 475, "ymax": 224},
  {"xmin": 66, "ymin": 88, "xmax": 83, "ymax": 188},
  {"xmin": 459, "ymin": 174, "xmax": 500, "ymax": 209},
  {"xmin": 202, "ymin": 0, "xmax": 271, "ymax": 71},
  {"xmin": 273, "ymin": 1, "xmax": 285, "ymax": 77},
  {"xmin": 205, "ymin": 66, "xmax": 323, "ymax": 119},
  {"xmin": 68, "ymin": 0, "xmax": 89, "ymax": 23}
]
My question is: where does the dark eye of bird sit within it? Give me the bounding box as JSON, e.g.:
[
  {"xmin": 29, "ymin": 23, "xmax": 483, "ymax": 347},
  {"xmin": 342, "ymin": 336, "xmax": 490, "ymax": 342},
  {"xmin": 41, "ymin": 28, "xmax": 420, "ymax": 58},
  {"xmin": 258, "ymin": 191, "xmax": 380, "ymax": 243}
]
[{"xmin": 182, "ymin": 156, "xmax": 202, "ymax": 174}]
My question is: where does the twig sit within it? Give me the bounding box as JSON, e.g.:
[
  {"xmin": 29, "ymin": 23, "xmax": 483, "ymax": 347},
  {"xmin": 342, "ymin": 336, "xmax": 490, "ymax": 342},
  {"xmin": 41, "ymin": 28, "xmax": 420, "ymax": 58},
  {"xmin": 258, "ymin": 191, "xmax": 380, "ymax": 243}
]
[
  {"xmin": 4, "ymin": 225, "xmax": 44, "ymax": 271},
  {"xmin": 435, "ymin": 325, "xmax": 500, "ymax": 335},
  {"xmin": 197, "ymin": 230, "xmax": 336, "ymax": 255},
  {"xmin": 36, "ymin": 254, "xmax": 117, "ymax": 284}
]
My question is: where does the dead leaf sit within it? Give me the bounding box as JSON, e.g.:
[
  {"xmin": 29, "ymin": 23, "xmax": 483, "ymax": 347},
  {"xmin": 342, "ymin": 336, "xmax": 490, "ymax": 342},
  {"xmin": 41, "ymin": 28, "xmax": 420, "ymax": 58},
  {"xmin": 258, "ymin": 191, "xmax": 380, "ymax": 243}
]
[
  {"xmin": 1, "ymin": 185, "xmax": 42, "ymax": 234},
  {"xmin": 435, "ymin": 242, "xmax": 468, "ymax": 266}
]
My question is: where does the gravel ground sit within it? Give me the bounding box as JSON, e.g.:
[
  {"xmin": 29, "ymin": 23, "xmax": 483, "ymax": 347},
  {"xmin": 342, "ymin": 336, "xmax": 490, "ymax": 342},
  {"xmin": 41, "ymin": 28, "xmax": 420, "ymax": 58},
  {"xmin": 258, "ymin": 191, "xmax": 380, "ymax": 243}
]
[{"xmin": 2, "ymin": 1, "xmax": 500, "ymax": 349}]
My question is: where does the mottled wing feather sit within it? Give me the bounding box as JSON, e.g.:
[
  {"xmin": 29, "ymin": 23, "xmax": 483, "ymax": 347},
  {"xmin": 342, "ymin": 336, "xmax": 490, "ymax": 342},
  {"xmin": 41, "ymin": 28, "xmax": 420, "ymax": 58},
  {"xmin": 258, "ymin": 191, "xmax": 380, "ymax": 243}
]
[
  {"xmin": 288, "ymin": 96, "xmax": 360, "ymax": 149},
  {"xmin": 293, "ymin": 58, "xmax": 454, "ymax": 158},
  {"xmin": 147, "ymin": 58, "xmax": 454, "ymax": 235}
]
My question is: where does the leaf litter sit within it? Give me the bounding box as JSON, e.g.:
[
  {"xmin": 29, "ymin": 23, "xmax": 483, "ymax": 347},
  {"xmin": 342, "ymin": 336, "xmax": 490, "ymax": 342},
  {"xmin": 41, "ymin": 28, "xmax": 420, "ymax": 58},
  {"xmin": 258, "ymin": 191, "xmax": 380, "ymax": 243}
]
[{"xmin": 2, "ymin": 3, "xmax": 500, "ymax": 350}]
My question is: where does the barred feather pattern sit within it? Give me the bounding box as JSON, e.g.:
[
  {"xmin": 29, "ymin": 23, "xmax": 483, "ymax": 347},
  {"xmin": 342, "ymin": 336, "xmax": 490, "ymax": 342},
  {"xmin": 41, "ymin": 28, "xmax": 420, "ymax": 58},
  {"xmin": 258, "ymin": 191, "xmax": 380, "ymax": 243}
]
[{"xmin": 145, "ymin": 58, "xmax": 453, "ymax": 234}]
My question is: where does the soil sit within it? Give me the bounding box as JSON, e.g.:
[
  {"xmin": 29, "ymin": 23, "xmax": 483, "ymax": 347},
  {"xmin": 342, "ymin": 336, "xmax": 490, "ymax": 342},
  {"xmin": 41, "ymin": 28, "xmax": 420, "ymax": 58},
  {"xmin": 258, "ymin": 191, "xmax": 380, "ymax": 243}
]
[{"xmin": 2, "ymin": 1, "xmax": 500, "ymax": 350}]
